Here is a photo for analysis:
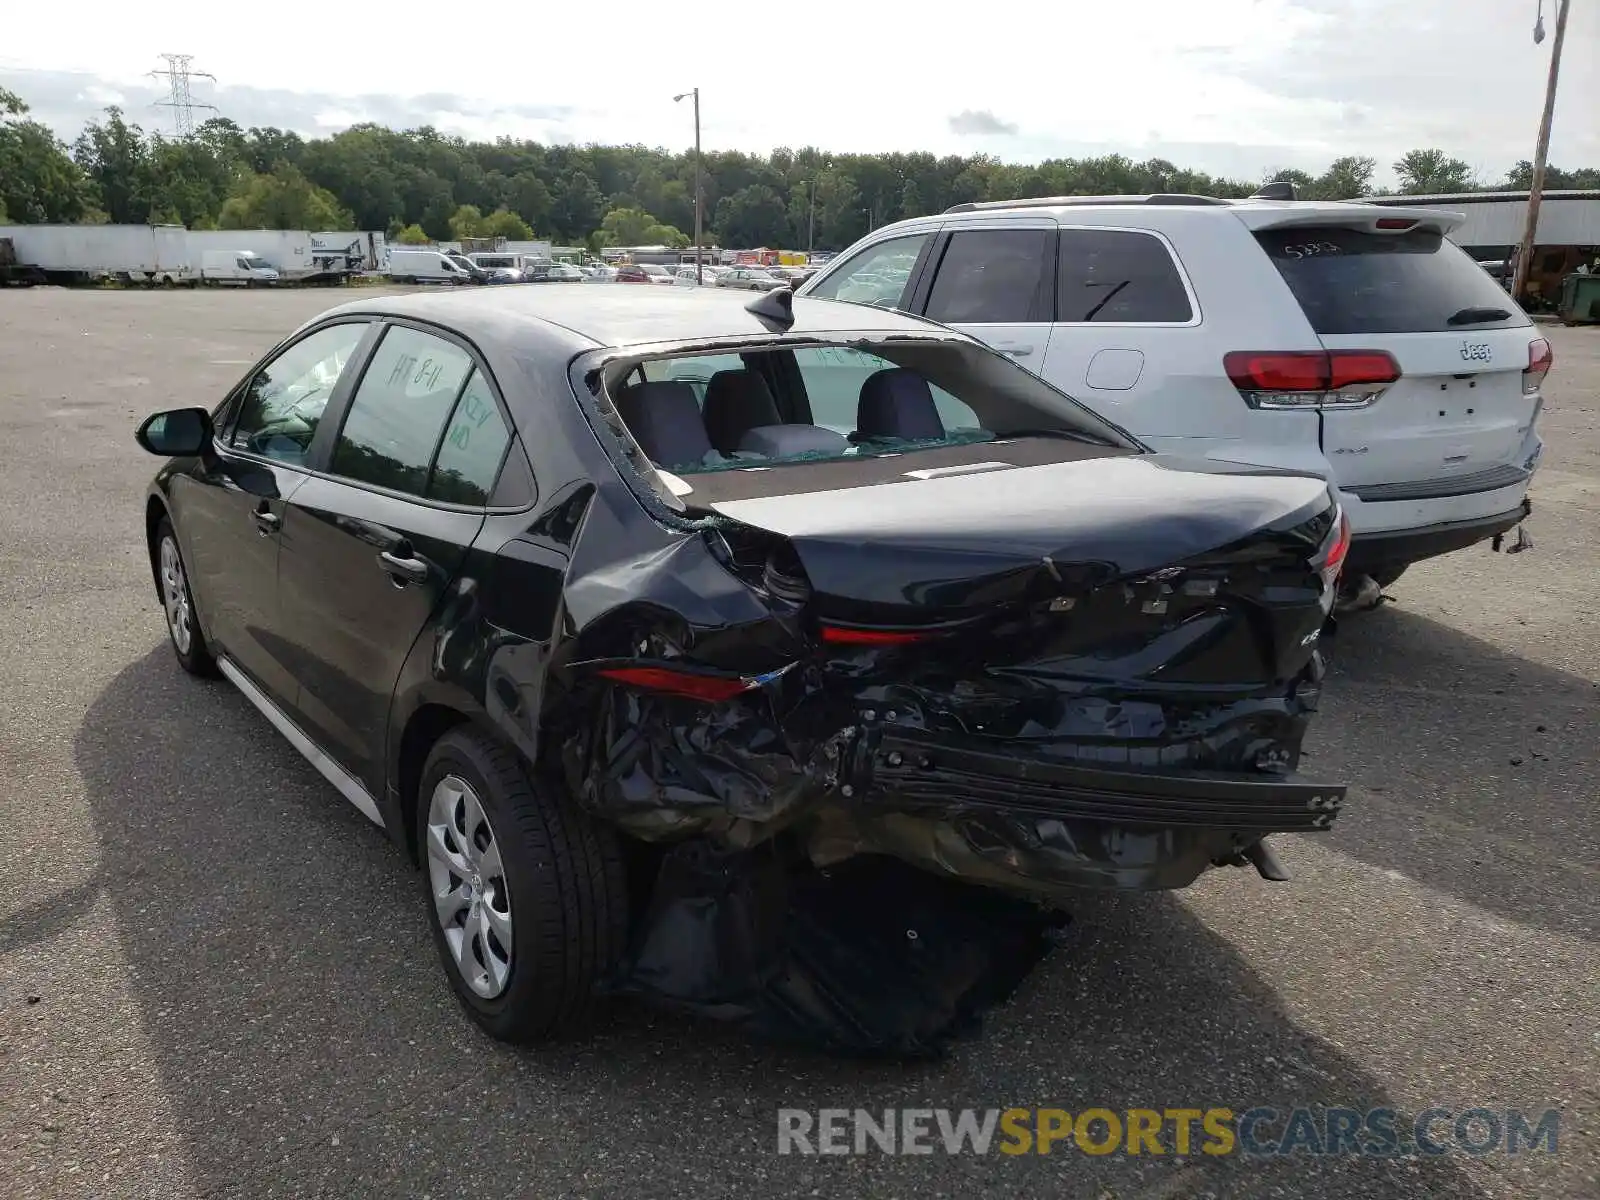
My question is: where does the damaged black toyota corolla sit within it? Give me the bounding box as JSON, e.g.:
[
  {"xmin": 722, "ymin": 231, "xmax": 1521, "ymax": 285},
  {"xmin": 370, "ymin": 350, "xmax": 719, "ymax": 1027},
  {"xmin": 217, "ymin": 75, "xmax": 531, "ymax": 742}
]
[{"xmin": 136, "ymin": 285, "xmax": 1349, "ymax": 1052}]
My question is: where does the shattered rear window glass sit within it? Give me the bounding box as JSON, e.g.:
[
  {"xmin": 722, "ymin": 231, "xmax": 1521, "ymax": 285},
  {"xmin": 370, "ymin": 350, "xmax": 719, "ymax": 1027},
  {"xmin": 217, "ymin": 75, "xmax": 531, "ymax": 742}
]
[{"xmin": 616, "ymin": 339, "xmax": 1126, "ymax": 477}]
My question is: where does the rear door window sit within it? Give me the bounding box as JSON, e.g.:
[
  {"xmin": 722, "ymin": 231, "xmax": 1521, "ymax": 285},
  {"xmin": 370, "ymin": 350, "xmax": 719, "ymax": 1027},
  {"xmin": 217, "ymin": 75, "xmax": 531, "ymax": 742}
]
[
  {"xmin": 330, "ymin": 326, "xmax": 473, "ymax": 496},
  {"xmin": 1253, "ymin": 225, "xmax": 1531, "ymax": 334},
  {"xmin": 429, "ymin": 369, "xmax": 512, "ymax": 506},
  {"xmin": 923, "ymin": 229, "xmax": 1054, "ymax": 324},
  {"xmin": 1057, "ymin": 228, "xmax": 1193, "ymax": 323},
  {"xmin": 804, "ymin": 233, "xmax": 931, "ymax": 309},
  {"xmin": 791, "ymin": 346, "xmax": 978, "ymax": 437}
]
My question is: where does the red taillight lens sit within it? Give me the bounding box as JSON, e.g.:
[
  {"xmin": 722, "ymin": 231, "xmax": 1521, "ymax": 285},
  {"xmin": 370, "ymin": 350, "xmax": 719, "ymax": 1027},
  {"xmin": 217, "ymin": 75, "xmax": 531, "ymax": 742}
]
[
  {"xmin": 1321, "ymin": 508, "xmax": 1351, "ymax": 585},
  {"xmin": 1224, "ymin": 350, "xmax": 1400, "ymax": 410},
  {"xmin": 1525, "ymin": 338, "xmax": 1553, "ymax": 394},
  {"xmin": 818, "ymin": 624, "xmax": 933, "ymax": 646},
  {"xmin": 595, "ymin": 665, "xmax": 755, "ymax": 702},
  {"xmin": 1374, "ymin": 217, "xmax": 1417, "ymax": 230}
]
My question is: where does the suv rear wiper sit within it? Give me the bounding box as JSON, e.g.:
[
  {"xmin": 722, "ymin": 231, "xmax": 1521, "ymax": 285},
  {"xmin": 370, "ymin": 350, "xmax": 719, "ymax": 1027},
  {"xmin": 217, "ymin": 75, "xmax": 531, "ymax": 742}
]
[{"xmin": 1446, "ymin": 306, "xmax": 1512, "ymax": 326}]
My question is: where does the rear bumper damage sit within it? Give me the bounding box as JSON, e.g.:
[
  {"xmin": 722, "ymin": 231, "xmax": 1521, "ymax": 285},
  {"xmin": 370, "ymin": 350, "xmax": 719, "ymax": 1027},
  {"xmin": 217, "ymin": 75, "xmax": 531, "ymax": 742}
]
[
  {"xmin": 1344, "ymin": 498, "xmax": 1532, "ymax": 574},
  {"xmin": 566, "ymin": 663, "xmax": 1347, "ymax": 898},
  {"xmin": 816, "ymin": 725, "xmax": 1345, "ymax": 893}
]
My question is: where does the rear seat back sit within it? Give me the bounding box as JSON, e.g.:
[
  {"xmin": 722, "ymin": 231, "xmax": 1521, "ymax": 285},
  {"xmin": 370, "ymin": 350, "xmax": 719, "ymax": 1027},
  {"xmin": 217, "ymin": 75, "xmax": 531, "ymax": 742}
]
[
  {"xmin": 613, "ymin": 380, "xmax": 715, "ymax": 468},
  {"xmin": 857, "ymin": 368, "xmax": 947, "ymax": 441},
  {"xmin": 704, "ymin": 369, "xmax": 782, "ymax": 453}
]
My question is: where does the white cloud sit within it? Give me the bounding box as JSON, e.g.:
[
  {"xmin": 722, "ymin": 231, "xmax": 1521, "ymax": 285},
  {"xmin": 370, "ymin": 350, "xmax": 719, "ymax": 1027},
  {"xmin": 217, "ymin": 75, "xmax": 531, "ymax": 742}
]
[{"xmin": 1, "ymin": 0, "xmax": 1593, "ymax": 183}]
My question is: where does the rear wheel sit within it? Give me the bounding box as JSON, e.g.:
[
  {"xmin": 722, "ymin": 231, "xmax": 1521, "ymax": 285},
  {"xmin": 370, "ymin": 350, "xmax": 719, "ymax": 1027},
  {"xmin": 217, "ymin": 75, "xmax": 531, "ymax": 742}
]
[
  {"xmin": 417, "ymin": 728, "xmax": 628, "ymax": 1042},
  {"xmin": 155, "ymin": 518, "xmax": 216, "ymax": 676}
]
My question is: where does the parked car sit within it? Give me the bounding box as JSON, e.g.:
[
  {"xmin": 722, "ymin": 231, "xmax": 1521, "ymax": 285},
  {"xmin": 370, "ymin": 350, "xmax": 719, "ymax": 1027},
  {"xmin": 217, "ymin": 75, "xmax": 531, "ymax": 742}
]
[
  {"xmin": 672, "ymin": 263, "xmax": 723, "ymax": 286},
  {"xmin": 548, "ymin": 263, "xmax": 585, "ymax": 282},
  {"xmin": 134, "ymin": 286, "xmax": 1347, "ymax": 1044},
  {"xmin": 581, "ymin": 265, "xmax": 618, "ymax": 283},
  {"xmin": 718, "ymin": 265, "xmax": 787, "ymax": 291},
  {"xmin": 387, "ymin": 249, "xmax": 486, "ymax": 285},
  {"xmin": 798, "ymin": 189, "xmax": 1548, "ymax": 597}
]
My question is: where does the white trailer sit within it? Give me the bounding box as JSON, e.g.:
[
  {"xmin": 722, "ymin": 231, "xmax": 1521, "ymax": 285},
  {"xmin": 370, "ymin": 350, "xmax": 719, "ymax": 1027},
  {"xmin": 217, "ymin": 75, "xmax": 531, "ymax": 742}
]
[
  {"xmin": 0, "ymin": 224, "xmax": 194, "ymax": 284},
  {"xmin": 311, "ymin": 230, "xmax": 387, "ymax": 271},
  {"xmin": 185, "ymin": 229, "xmax": 353, "ymax": 284}
]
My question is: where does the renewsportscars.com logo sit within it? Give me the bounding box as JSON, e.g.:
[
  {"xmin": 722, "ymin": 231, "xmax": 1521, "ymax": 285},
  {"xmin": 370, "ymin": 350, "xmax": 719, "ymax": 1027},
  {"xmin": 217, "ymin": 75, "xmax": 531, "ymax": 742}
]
[{"xmin": 777, "ymin": 1107, "xmax": 1561, "ymax": 1158}]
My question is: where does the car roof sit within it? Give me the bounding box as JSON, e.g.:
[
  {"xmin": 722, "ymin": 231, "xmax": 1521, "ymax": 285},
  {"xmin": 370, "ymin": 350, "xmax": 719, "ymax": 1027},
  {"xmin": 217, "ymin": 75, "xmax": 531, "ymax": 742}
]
[{"xmin": 321, "ymin": 284, "xmax": 944, "ymax": 352}]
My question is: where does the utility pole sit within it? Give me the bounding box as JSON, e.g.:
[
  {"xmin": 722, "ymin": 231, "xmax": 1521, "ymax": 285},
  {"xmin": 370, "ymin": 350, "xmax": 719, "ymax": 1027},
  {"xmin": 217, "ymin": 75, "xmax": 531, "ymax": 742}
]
[
  {"xmin": 1513, "ymin": 0, "xmax": 1571, "ymax": 303},
  {"xmin": 675, "ymin": 88, "xmax": 703, "ymax": 284},
  {"xmin": 807, "ymin": 179, "xmax": 816, "ymax": 258}
]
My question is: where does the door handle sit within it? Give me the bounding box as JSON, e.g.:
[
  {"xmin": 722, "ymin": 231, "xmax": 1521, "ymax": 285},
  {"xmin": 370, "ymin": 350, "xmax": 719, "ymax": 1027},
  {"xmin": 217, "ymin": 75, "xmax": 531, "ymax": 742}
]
[
  {"xmin": 378, "ymin": 550, "xmax": 429, "ymax": 585},
  {"xmin": 995, "ymin": 342, "xmax": 1035, "ymax": 357},
  {"xmin": 251, "ymin": 506, "xmax": 280, "ymax": 535}
]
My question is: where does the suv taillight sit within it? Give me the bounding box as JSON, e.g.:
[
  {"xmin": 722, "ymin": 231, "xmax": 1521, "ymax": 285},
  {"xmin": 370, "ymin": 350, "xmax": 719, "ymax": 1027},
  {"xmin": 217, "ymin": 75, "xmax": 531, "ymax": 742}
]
[
  {"xmin": 1224, "ymin": 350, "xmax": 1400, "ymax": 410},
  {"xmin": 1524, "ymin": 338, "xmax": 1553, "ymax": 395}
]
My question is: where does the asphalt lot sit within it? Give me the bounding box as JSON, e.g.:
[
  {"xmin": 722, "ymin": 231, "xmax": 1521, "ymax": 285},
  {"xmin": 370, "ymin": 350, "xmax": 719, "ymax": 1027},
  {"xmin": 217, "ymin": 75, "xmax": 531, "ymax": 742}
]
[{"xmin": 0, "ymin": 286, "xmax": 1596, "ymax": 1199}]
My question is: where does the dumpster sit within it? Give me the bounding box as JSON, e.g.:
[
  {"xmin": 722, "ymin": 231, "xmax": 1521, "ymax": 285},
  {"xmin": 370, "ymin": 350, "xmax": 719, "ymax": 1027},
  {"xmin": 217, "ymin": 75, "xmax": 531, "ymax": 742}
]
[{"xmin": 1559, "ymin": 272, "xmax": 1600, "ymax": 326}]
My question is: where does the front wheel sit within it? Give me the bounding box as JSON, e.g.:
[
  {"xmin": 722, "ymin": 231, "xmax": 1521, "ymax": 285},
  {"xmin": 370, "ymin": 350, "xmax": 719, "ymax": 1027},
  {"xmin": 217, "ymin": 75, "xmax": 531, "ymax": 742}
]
[
  {"xmin": 418, "ymin": 728, "xmax": 628, "ymax": 1043},
  {"xmin": 155, "ymin": 517, "xmax": 217, "ymax": 676}
]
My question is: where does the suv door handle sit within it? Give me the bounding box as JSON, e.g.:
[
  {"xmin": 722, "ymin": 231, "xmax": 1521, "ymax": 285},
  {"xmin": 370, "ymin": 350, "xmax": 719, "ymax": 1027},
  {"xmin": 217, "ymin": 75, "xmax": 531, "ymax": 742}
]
[
  {"xmin": 378, "ymin": 550, "xmax": 428, "ymax": 585},
  {"xmin": 251, "ymin": 506, "xmax": 280, "ymax": 535},
  {"xmin": 995, "ymin": 342, "xmax": 1035, "ymax": 357}
]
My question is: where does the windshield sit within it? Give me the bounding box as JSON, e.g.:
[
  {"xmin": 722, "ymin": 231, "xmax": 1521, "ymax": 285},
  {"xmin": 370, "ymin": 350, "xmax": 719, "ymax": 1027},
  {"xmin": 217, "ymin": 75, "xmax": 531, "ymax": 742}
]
[
  {"xmin": 1254, "ymin": 225, "xmax": 1531, "ymax": 334},
  {"xmin": 447, "ymin": 255, "xmax": 476, "ymax": 271},
  {"xmin": 599, "ymin": 339, "xmax": 1136, "ymax": 495}
]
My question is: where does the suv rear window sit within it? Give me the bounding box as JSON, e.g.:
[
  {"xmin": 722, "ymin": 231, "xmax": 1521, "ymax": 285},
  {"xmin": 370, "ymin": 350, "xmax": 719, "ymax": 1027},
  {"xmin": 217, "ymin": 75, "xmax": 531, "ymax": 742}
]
[{"xmin": 1254, "ymin": 225, "xmax": 1530, "ymax": 335}]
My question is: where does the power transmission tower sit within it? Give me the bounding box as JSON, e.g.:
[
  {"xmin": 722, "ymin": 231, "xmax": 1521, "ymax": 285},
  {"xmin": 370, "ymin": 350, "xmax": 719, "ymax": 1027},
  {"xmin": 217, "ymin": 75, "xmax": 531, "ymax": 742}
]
[{"xmin": 150, "ymin": 54, "xmax": 218, "ymax": 138}]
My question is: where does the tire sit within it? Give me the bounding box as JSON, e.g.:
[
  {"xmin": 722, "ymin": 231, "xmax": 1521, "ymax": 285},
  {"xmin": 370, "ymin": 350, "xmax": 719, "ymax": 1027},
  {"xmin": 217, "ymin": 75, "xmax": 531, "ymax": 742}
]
[
  {"xmin": 154, "ymin": 517, "xmax": 217, "ymax": 676},
  {"xmin": 417, "ymin": 727, "xmax": 628, "ymax": 1043}
]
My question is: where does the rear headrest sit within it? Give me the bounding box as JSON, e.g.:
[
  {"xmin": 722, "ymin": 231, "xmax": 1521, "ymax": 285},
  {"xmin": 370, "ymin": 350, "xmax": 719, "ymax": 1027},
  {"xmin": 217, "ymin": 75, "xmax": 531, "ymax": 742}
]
[
  {"xmin": 737, "ymin": 424, "xmax": 851, "ymax": 458},
  {"xmin": 703, "ymin": 369, "xmax": 782, "ymax": 454},
  {"xmin": 613, "ymin": 380, "xmax": 714, "ymax": 468},
  {"xmin": 857, "ymin": 368, "xmax": 946, "ymax": 441}
]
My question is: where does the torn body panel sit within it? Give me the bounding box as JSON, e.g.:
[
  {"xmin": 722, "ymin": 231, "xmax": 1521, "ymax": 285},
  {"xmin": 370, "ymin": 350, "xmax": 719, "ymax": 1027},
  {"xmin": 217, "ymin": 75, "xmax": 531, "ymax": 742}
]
[{"xmin": 550, "ymin": 474, "xmax": 1347, "ymax": 897}]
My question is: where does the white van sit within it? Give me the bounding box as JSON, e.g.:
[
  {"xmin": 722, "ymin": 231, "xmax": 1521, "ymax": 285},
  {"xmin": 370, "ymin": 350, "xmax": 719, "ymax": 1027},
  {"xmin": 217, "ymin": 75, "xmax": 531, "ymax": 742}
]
[
  {"xmin": 387, "ymin": 249, "xmax": 485, "ymax": 285},
  {"xmin": 200, "ymin": 250, "xmax": 280, "ymax": 286}
]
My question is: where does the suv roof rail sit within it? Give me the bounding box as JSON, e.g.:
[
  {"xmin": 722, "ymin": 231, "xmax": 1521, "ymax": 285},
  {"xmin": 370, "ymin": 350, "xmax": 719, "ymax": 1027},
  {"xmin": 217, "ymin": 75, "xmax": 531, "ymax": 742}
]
[{"xmin": 942, "ymin": 193, "xmax": 1231, "ymax": 214}]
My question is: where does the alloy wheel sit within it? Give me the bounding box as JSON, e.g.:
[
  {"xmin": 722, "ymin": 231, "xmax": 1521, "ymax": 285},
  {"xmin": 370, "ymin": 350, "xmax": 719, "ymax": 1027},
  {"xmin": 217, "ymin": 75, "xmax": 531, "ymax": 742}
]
[
  {"xmin": 159, "ymin": 535, "xmax": 193, "ymax": 655},
  {"xmin": 425, "ymin": 775, "xmax": 514, "ymax": 998}
]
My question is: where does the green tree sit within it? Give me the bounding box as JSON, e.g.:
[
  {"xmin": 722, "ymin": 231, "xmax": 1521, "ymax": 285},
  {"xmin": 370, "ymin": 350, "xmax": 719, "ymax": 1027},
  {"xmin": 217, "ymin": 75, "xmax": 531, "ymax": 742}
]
[
  {"xmin": 448, "ymin": 203, "xmax": 487, "ymax": 239},
  {"xmin": 482, "ymin": 207, "xmax": 533, "ymax": 240},
  {"xmin": 218, "ymin": 166, "xmax": 354, "ymax": 230},
  {"xmin": 73, "ymin": 107, "xmax": 154, "ymax": 224},
  {"xmin": 599, "ymin": 206, "xmax": 659, "ymax": 246},
  {"xmin": 1393, "ymin": 149, "xmax": 1475, "ymax": 194},
  {"xmin": 396, "ymin": 223, "xmax": 430, "ymax": 245},
  {"xmin": 0, "ymin": 90, "xmax": 92, "ymax": 223},
  {"xmin": 715, "ymin": 184, "xmax": 788, "ymax": 248},
  {"xmin": 643, "ymin": 223, "xmax": 689, "ymax": 248},
  {"xmin": 1313, "ymin": 155, "xmax": 1377, "ymax": 199}
]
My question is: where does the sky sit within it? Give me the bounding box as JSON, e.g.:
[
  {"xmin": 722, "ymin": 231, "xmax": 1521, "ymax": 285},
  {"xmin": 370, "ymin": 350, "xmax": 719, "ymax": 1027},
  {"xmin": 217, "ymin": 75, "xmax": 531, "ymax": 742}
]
[{"xmin": 2, "ymin": 0, "xmax": 1595, "ymax": 188}]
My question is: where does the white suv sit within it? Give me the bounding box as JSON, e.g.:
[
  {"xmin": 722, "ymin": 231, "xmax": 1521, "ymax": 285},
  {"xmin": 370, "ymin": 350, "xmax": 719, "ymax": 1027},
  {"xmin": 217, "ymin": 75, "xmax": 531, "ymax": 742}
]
[{"xmin": 796, "ymin": 191, "xmax": 1549, "ymax": 591}]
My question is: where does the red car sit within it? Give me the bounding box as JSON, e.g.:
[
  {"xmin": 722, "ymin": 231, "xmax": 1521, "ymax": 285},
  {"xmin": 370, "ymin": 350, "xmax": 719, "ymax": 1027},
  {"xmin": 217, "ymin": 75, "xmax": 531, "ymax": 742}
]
[{"xmin": 615, "ymin": 264, "xmax": 674, "ymax": 285}]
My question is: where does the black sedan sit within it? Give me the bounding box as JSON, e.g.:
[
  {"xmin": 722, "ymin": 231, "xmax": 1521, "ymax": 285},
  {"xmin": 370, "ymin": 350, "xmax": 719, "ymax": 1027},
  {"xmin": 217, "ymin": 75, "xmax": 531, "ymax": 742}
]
[{"xmin": 136, "ymin": 285, "xmax": 1349, "ymax": 1047}]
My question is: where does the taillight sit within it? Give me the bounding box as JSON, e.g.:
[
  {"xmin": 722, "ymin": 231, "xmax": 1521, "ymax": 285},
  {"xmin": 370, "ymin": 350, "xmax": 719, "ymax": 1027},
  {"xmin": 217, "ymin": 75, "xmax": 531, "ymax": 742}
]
[
  {"xmin": 818, "ymin": 624, "xmax": 933, "ymax": 646},
  {"xmin": 596, "ymin": 665, "xmax": 757, "ymax": 702},
  {"xmin": 1224, "ymin": 351, "xmax": 1400, "ymax": 410},
  {"xmin": 1318, "ymin": 507, "xmax": 1351, "ymax": 588},
  {"xmin": 1374, "ymin": 217, "xmax": 1417, "ymax": 230},
  {"xmin": 1524, "ymin": 338, "xmax": 1553, "ymax": 395}
]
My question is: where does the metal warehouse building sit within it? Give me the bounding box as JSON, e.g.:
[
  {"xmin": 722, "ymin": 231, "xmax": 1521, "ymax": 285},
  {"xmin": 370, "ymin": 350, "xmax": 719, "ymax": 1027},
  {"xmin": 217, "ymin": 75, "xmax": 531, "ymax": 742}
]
[{"xmin": 1365, "ymin": 190, "xmax": 1600, "ymax": 304}]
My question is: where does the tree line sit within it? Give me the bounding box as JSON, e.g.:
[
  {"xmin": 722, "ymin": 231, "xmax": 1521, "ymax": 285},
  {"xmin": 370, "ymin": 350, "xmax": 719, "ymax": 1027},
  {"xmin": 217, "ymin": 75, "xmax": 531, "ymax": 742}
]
[{"xmin": 3, "ymin": 84, "xmax": 1598, "ymax": 251}]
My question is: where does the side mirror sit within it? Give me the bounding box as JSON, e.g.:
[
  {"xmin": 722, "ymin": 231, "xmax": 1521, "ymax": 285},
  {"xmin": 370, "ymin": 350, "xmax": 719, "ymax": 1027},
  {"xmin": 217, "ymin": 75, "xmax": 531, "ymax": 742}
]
[{"xmin": 135, "ymin": 407, "xmax": 213, "ymax": 457}]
